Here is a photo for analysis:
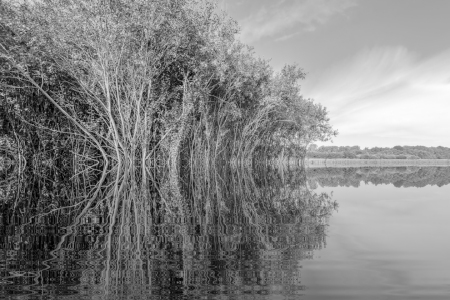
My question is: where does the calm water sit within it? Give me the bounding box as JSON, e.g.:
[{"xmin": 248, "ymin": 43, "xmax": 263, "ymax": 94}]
[
  {"xmin": 1, "ymin": 166, "xmax": 449, "ymax": 299},
  {"xmin": 304, "ymin": 166, "xmax": 450, "ymax": 299}
]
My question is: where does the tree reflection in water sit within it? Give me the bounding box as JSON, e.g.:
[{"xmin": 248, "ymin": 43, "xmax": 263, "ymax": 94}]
[
  {"xmin": 306, "ymin": 166, "xmax": 450, "ymax": 188},
  {"xmin": 0, "ymin": 164, "xmax": 336, "ymax": 299}
]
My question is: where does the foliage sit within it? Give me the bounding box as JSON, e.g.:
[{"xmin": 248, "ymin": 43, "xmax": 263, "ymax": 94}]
[
  {"xmin": 0, "ymin": 0, "xmax": 336, "ymax": 216},
  {"xmin": 307, "ymin": 145, "xmax": 450, "ymax": 159},
  {"xmin": 0, "ymin": 1, "xmax": 336, "ymax": 297}
]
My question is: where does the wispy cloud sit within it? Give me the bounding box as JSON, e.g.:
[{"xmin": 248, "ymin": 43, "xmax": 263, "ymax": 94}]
[
  {"xmin": 302, "ymin": 47, "xmax": 450, "ymax": 147},
  {"xmin": 239, "ymin": 0, "xmax": 357, "ymax": 43}
]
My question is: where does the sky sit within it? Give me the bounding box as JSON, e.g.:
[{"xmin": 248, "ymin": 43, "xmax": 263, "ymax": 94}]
[{"xmin": 220, "ymin": 0, "xmax": 450, "ymax": 148}]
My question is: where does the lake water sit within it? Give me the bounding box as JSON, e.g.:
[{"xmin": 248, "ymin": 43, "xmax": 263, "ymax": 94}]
[
  {"xmin": 1, "ymin": 165, "xmax": 449, "ymax": 299},
  {"xmin": 304, "ymin": 166, "xmax": 450, "ymax": 300}
]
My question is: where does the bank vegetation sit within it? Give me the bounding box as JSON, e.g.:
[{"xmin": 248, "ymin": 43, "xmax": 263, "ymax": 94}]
[
  {"xmin": 0, "ymin": 0, "xmax": 335, "ymax": 218},
  {"xmin": 307, "ymin": 145, "xmax": 450, "ymax": 159}
]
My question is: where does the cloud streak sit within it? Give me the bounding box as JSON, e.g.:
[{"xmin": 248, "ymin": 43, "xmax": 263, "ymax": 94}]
[
  {"xmin": 239, "ymin": 0, "xmax": 357, "ymax": 43},
  {"xmin": 302, "ymin": 47, "xmax": 450, "ymax": 147}
]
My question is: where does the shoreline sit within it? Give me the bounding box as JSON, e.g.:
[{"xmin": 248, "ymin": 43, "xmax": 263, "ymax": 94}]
[{"xmin": 305, "ymin": 158, "xmax": 450, "ymax": 168}]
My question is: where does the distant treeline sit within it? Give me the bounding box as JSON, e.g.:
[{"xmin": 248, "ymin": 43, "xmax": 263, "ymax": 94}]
[
  {"xmin": 307, "ymin": 166, "xmax": 450, "ymax": 188},
  {"xmin": 306, "ymin": 145, "xmax": 450, "ymax": 159}
]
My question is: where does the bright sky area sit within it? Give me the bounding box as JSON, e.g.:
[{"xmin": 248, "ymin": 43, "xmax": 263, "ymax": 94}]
[{"xmin": 220, "ymin": 0, "xmax": 450, "ymax": 148}]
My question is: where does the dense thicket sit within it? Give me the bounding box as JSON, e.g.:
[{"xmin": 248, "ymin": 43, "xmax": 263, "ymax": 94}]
[
  {"xmin": 0, "ymin": 2, "xmax": 339, "ymax": 295},
  {"xmin": 307, "ymin": 145, "xmax": 450, "ymax": 159},
  {"xmin": 0, "ymin": 0, "xmax": 334, "ymax": 174},
  {"xmin": 0, "ymin": 0, "xmax": 337, "ymax": 225}
]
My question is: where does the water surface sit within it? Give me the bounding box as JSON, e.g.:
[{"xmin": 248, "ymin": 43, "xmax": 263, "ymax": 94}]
[
  {"xmin": 303, "ymin": 166, "xmax": 450, "ymax": 299},
  {"xmin": 1, "ymin": 165, "xmax": 449, "ymax": 299}
]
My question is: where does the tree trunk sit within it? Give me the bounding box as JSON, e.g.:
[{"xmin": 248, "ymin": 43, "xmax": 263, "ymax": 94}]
[{"xmin": 168, "ymin": 87, "xmax": 193, "ymax": 216}]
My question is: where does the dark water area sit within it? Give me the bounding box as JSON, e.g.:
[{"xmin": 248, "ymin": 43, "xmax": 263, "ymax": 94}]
[{"xmin": 1, "ymin": 165, "xmax": 450, "ymax": 299}]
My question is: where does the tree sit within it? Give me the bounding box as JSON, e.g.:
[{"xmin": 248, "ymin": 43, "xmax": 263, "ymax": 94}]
[{"xmin": 308, "ymin": 144, "xmax": 318, "ymax": 151}]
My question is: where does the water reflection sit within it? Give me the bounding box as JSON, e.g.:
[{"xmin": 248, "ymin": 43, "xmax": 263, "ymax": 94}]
[
  {"xmin": 307, "ymin": 166, "xmax": 450, "ymax": 188},
  {"xmin": 303, "ymin": 166, "xmax": 450, "ymax": 299},
  {"xmin": 0, "ymin": 164, "xmax": 336, "ymax": 299}
]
